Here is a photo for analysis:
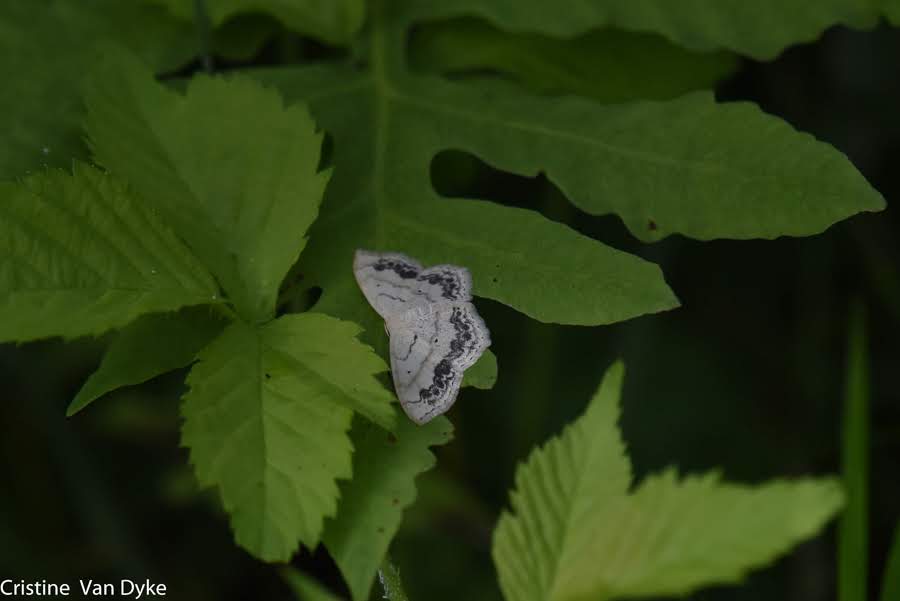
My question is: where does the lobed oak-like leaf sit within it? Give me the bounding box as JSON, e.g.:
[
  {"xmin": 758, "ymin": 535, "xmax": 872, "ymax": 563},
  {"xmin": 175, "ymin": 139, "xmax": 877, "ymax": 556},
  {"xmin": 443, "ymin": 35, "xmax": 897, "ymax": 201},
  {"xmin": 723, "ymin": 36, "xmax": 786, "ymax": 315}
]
[
  {"xmin": 403, "ymin": 0, "xmax": 879, "ymax": 60},
  {"xmin": 410, "ymin": 18, "xmax": 738, "ymax": 104},
  {"xmin": 148, "ymin": 0, "xmax": 365, "ymax": 45}
]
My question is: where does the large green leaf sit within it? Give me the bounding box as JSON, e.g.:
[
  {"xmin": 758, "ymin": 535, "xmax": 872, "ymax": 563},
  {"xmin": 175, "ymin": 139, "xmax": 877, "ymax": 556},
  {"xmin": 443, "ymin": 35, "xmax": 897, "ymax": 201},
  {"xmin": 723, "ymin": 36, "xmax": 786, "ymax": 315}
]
[
  {"xmin": 492, "ymin": 361, "xmax": 845, "ymax": 601},
  {"xmin": 244, "ymin": 0, "xmax": 880, "ymax": 334},
  {"xmin": 181, "ymin": 314, "xmax": 395, "ymax": 561},
  {"xmin": 247, "ymin": 68, "xmax": 678, "ymax": 328},
  {"xmin": 324, "ymin": 411, "xmax": 452, "ymax": 601},
  {"xmin": 0, "ymin": 0, "xmax": 197, "ymax": 180},
  {"xmin": 403, "ymin": 0, "xmax": 879, "ymax": 60},
  {"xmin": 410, "ymin": 18, "xmax": 738, "ymax": 103},
  {"xmin": 67, "ymin": 307, "xmax": 227, "ymax": 416},
  {"xmin": 84, "ymin": 53, "xmax": 331, "ymax": 323},
  {"xmin": 0, "ymin": 164, "xmax": 219, "ymax": 343},
  {"xmin": 149, "ymin": 0, "xmax": 365, "ymax": 44}
]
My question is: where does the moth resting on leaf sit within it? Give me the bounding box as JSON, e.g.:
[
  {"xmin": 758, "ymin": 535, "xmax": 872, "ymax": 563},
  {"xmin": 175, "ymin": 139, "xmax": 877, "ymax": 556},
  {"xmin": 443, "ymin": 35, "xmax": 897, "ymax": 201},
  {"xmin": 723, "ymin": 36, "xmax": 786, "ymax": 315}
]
[{"xmin": 353, "ymin": 249, "xmax": 491, "ymax": 424}]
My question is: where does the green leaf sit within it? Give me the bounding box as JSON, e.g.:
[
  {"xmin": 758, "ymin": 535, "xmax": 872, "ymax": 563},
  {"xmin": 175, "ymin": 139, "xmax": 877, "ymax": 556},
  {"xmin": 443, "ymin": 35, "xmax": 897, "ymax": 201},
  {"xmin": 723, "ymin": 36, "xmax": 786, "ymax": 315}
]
[
  {"xmin": 462, "ymin": 349, "xmax": 498, "ymax": 390},
  {"xmin": 281, "ymin": 567, "xmax": 345, "ymax": 601},
  {"xmin": 410, "ymin": 18, "xmax": 738, "ymax": 103},
  {"xmin": 0, "ymin": 0, "xmax": 196, "ymax": 180},
  {"xmin": 247, "ymin": 59, "xmax": 678, "ymax": 328},
  {"xmin": 182, "ymin": 314, "xmax": 395, "ymax": 561},
  {"xmin": 149, "ymin": 0, "xmax": 365, "ymax": 44},
  {"xmin": 67, "ymin": 307, "xmax": 227, "ymax": 416},
  {"xmin": 0, "ymin": 164, "xmax": 219, "ymax": 343},
  {"xmin": 84, "ymin": 52, "xmax": 331, "ymax": 323},
  {"xmin": 839, "ymin": 301, "xmax": 869, "ymax": 601},
  {"xmin": 492, "ymin": 361, "xmax": 846, "ymax": 601},
  {"xmin": 403, "ymin": 0, "xmax": 879, "ymax": 60},
  {"xmin": 324, "ymin": 411, "xmax": 452, "ymax": 601},
  {"xmin": 881, "ymin": 522, "xmax": 900, "ymax": 601},
  {"xmin": 391, "ymin": 75, "xmax": 884, "ymax": 243}
]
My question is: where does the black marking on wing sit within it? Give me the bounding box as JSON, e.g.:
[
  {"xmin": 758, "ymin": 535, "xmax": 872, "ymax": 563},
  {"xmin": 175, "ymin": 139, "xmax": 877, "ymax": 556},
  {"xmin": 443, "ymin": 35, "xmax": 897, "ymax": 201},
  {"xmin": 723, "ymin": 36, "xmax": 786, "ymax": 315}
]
[
  {"xmin": 377, "ymin": 292, "xmax": 408, "ymax": 304},
  {"xmin": 418, "ymin": 306, "xmax": 477, "ymax": 406},
  {"xmin": 373, "ymin": 257, "xmax": 418, "ymax": 279},
  {"xmin": 398, "ymin": 334, "xmax": 418, "ymax": 361},
  {"xmin": 417, "ymin": 269, "xmax": 461, "ymax": 300}
]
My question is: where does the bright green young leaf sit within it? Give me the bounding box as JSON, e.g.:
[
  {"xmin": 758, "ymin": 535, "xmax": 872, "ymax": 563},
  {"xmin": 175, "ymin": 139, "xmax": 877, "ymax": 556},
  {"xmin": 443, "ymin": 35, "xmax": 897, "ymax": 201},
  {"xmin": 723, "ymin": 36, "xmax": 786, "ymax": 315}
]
[
  {"xmin": 462, "ymin": 349, "xmax": 498, "ymax": 390},
  {"xmin": 182, "ymin": 314, "xmax": 395, "ymax": 561},
  {"xmin": 410, "ymin": 18, "xmax": 738, "ymax": 103},
  {"xmin": 84, "ymin": 53, "xmax": 331, "ymax": 323},
  {"xmin": 67, "ymin": 307, "xmax": 227, "ymax": 416},
  {"xmin": 0, "ymin": 164, "xmax": 219, "ymax": 343},
  {"xmin": 403, "ymin": 0, "xmax": 879, "ymax": 60},
  {"xmin": 149, "ymin": 0, "xmax": 365, "ymax": 45},
  {"xmin": 324, "ymin": 411, "xmax": 452, "ymax": 601},
  {"xmin": 0, "ymin": 0, "xmax": 197, "ymax": 180},
  {"xmin": 492, "ymin": 361, "xmax": 845, "ymax": 601}
]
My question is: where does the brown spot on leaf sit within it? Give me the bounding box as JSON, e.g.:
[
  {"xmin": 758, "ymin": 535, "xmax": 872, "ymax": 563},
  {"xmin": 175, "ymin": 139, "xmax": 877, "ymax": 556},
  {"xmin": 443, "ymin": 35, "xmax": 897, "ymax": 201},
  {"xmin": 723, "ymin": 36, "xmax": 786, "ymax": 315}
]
[
  {"xmin": 387, "ymin": 433, "xmax": 398, "ymax": 444},
  {"xmin": 647, "ymin": 219, "xmax": 658, "ymax": 231},
  {"xmin": 392, "ymin": 498, "xmax": 399, "ymax": 506}
]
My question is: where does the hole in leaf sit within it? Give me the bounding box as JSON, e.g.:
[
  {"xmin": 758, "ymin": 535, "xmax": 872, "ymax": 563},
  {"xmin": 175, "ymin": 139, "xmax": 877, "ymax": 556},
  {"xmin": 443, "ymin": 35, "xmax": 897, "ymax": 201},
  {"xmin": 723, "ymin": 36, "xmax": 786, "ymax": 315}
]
[{"xmin": 430, "ymin": 149, "xmax": 639, "ymax": 250}]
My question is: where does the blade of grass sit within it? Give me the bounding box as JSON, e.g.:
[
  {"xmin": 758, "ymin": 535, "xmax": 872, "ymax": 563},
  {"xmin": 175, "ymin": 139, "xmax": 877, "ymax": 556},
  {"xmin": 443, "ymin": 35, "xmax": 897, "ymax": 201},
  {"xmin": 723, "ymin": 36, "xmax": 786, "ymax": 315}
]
[
  {"xmin": 881, "ymin": 522, "xmax": 900, "ymax": 601},
  {"xmin": 838, "ymin": 299, "xmax": 869, "ymax": 601}
]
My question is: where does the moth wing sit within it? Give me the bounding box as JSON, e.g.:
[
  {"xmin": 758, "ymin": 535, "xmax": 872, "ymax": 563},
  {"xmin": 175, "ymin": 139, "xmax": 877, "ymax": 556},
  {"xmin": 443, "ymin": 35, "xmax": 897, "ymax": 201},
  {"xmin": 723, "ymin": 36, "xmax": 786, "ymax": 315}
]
[
  {"xmin": 415, "ymin": 264, "xmax": 473, "ymax": 302},
  {"xmin": 387, "ymin": 301, "xmax": 490, "ymax": 424},
  {"xmin": 353, "ymin": 249, "xmax": 424, "ymax": 319}
]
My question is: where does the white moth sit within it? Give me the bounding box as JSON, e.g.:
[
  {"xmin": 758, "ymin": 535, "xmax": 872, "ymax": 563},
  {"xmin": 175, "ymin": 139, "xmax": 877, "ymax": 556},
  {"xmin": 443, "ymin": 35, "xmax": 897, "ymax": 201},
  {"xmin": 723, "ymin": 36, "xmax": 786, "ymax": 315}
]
[{"xmin": 353, "ymin": 249, "xmax": 491, "ymax": 424}]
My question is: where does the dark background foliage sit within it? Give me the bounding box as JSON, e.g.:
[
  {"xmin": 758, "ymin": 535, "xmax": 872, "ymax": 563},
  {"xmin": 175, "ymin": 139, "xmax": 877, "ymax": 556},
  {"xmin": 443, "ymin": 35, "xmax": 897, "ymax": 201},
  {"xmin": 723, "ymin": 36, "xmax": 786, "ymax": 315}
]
[{"xmin": 1, "ymin": 20, "xmax": 898, "ymax": 601}]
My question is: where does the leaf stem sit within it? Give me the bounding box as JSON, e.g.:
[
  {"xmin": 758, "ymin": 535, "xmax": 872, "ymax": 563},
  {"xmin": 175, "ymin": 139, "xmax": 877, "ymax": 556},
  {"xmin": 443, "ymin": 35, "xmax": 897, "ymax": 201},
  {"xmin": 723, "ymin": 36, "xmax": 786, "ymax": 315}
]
[{"xmin": 377, "ymin": 553, "xmax": 409, "ymax": 601}]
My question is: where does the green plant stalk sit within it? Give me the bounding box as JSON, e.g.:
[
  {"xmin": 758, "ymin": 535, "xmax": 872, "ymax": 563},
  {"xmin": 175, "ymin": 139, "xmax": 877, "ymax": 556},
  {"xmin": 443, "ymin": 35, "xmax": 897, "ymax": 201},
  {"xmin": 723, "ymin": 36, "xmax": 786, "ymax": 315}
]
[
  {"xmin": 880, "ymin": 522, "xmax": 900, "ymax": 601},
  {"xmin": 377, "ymin": 554, "xmax": 409, "ymax": 601},
  {"xmin": 838, "ymin": 300, "xmax": 869, "ymax": 601}
]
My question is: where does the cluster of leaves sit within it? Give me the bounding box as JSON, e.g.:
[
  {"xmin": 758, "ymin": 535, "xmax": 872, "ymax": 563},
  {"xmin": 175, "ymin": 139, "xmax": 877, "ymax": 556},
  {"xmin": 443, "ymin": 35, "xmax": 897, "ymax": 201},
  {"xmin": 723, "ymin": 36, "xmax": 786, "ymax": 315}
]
[{"xmin": 0, "ymin": 0, "xmax": 895, "ymax": 599}]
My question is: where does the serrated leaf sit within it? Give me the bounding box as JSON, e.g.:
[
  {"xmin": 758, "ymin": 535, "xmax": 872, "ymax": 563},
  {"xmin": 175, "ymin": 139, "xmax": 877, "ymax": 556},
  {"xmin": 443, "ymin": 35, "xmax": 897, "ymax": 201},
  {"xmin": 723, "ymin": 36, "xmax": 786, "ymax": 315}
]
[
  {"xmin": 0, "ymin": 164, "xmax": 219, "ymax": 343},
  {"xmin": 493, "ymin": 361, "xmax": 630, "ymax": 601},
  {"xmin": 148, "ymin": 0, "xmax": 365, "ymax": 44},
  {"xmin": 410, "ymin": 18, "xmax": 738, "ymax": 103},
  {"xmin": 182, "ymin": 313, "xmax": 395, "ymax": 561},
  {"xmin": 67, "ymin": 307, "xmax": 227, "ymax": 416},
  {"xmin": 0, "ymin": 0, "xmax": 197, "ymax": 179},
  {"xmin": 403, "ymin": 0, "xmax": 879, "ymax": 60},
  {"xmin": 323, "ymin": 410, "xmax": 452, "ymax": 601},
  {"xmin": 84, "ymin": 52, "xmax": 330, "ymax": 323},
  {"xmin": 492, "ymin": 361, "xmax": 846, "ymax": 601},
  {"xmin": 462, "ymin": 349, "xmax": 497, "ymax": 390}
]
